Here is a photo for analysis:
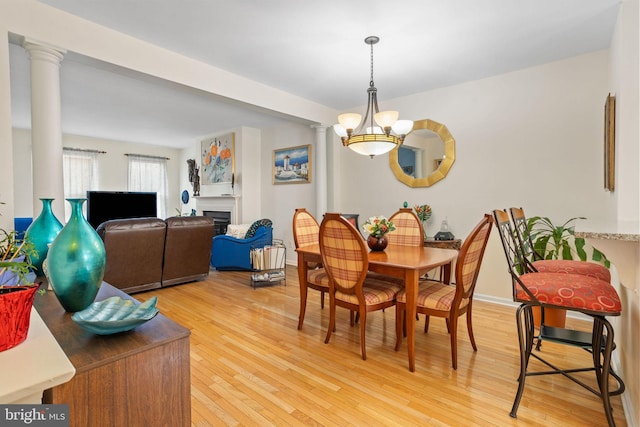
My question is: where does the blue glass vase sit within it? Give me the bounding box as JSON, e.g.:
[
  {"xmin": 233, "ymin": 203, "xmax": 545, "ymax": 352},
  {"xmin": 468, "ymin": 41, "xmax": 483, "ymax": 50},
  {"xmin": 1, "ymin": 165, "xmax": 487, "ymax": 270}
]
[
  {"xmin": 47, "ymin": 198, "xmax": 106, "ymax": 312},
  {"xmin": 25, "ymin": 198, "xmax": 63, "ymax": 275}
]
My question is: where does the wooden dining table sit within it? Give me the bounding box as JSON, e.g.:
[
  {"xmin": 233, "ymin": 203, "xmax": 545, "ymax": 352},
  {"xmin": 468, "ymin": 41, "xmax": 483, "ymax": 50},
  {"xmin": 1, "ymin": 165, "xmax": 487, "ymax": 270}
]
[{"xmin": 296, "ymin": 243, "xmax": 458, "ymax": 372}]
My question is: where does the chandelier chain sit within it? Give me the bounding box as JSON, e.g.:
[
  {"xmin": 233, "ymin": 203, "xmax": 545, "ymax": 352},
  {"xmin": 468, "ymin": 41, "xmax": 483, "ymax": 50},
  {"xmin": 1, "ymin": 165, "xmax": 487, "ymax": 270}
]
[{"xmin": 369, "ymin": 41, "xmax": 375, "ymax": 88}]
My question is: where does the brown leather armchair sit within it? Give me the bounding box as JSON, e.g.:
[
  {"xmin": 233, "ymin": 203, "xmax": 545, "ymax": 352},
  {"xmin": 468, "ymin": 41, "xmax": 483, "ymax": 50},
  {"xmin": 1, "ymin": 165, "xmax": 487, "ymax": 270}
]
[
  {"xmin": 162, "ymin": 216, "xmax": 215, "ymax": 287},
  {"xmin": 97, "ymin": 218, "xmax": 167, "ymax": 293}
]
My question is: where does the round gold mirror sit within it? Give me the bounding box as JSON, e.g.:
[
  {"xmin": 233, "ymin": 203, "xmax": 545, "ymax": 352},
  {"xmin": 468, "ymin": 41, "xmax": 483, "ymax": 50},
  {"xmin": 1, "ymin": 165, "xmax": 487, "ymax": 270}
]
[{"xmin": 389, "ymin": 118, "xmax": 455, "ymax": 187}]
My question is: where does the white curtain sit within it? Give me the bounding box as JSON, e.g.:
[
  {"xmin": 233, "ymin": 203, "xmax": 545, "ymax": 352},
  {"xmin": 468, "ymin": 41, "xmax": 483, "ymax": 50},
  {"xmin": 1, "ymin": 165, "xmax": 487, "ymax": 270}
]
[
  {"xmin": 62, "ymin": 148, "xmax": 99, "ymax": 221},
  {"xmin": 127, "ymin": 155, "xmax": 168, "ymax": 219}
]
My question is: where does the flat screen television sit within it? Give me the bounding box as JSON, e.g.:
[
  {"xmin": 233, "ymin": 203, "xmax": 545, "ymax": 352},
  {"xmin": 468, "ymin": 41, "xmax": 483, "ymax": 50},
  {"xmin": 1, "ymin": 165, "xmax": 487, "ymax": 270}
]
[{"xmin": 86, "ymin": 191, "xmax": 158, "ymax": 229}]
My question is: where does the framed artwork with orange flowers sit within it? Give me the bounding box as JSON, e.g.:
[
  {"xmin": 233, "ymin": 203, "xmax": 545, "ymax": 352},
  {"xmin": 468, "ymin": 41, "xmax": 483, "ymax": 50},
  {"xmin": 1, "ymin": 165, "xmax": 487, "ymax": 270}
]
[{"xmin": 201, "ymin": 133, "xmax": 235, "ymax": 184}]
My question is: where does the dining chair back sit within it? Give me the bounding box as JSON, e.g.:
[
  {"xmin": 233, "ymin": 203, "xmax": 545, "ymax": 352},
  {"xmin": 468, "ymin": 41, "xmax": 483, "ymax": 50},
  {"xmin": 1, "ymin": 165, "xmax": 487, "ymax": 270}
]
[
  {"xmin": 292, "ymin": 208, "xmax": 330, "ymax": 329},
  {"xmin": 387, "ymin": 208, "xmax": 424, "ymax": 247},
  {"xmin": 320, "ymin": 213, "xmax": 401, "ymax": 360},
  {"xmin": 394, "ymin": 214, "xmax": 493, "ymax": 369},
  {"xmin": 493, "ymin": 209, "xmax": 624, "ymax": 426}
]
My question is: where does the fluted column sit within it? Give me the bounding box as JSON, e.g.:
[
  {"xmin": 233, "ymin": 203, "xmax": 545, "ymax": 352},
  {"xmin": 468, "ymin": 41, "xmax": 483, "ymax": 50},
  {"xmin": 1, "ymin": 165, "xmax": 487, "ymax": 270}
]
[
  {"xmin": 313, "ymin": 125, "xmax": 328, "ymax": 219},
  {"xmin": 22, "ymin": 39, "xmax": 66, "ymax": 220}
]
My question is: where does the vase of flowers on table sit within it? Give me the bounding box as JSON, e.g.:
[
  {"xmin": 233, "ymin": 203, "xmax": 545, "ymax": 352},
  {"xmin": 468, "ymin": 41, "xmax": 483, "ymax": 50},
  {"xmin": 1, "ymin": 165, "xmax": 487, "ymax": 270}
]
[
  {"xmin": 414, "ymin": 204, "xmax": 432, "ymax": 239},
  {"xmin": 362, "ymin": 216, "xmax": 396, "ymax": 251}
]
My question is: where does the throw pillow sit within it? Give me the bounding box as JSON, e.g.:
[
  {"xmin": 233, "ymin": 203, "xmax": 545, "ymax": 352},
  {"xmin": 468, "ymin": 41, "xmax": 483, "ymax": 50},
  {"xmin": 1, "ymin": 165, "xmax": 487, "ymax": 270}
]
[
  {"xmin": 226, "ymin": 224, "xmax": 251, "ymax": 239},
  {"xmin": 244, "ymin": 219, "xmax": 273, "ymax": 239}
]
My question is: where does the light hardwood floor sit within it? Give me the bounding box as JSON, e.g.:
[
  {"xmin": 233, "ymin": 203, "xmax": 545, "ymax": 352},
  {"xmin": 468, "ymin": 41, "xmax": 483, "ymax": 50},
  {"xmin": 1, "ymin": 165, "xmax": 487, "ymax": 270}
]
[{"xmin": 135, "ymin": 266, "xmax": 627, "ymax": 426}]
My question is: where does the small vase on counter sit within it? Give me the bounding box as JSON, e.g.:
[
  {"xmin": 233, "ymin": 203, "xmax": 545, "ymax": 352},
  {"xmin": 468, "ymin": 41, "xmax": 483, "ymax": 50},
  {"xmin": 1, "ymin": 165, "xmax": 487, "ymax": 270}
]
[
  {"xmin": 46, "ymin": 198, "xmax": 106, "ymax": 312},
  {"xmin": 25, "ymin": 198, "xmax": 63, "ymax": 276}
]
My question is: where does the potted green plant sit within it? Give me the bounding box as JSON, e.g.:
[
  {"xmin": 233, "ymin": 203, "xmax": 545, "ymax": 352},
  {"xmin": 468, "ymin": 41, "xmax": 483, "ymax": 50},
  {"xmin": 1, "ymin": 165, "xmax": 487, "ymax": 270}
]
[
  {"xmin": 527, "ymin": 215, "xmax": 610, "ymax": 266},
  {"xmin": 526, "ymin": 215, "xmax": 610, "ymax": 328},
  {"xmin": 0, "ymin": 204, "xmax": 40, "ymax": 352}
]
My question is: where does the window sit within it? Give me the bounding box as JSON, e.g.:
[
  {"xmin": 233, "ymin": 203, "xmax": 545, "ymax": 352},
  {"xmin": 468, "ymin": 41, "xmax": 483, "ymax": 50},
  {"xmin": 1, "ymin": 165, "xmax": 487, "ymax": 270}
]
[
  {"xmin": 62, "ymin": 148, "xmax": 99, "ymax": 221},
  {"xmin": 127, "ymin": 154, "xmax": 168, "ymax": 218}
]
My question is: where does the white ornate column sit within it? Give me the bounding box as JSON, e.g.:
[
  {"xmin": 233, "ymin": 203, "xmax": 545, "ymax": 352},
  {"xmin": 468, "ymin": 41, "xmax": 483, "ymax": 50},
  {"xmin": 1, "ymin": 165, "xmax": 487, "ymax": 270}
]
[
  {"xmin": 313, "ymin": 125, "xmax": 328, "ymax": 219},
  {"xmin": 22, "ymin": 39, "xmax": 66, "ymax": 219}
]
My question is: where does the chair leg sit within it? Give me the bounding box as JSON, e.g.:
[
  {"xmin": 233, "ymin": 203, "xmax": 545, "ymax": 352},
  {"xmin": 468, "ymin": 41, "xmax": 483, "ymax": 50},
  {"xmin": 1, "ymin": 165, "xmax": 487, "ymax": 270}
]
[
  {"xmin": 449, "ymin": 315, "xmax": 458, "ymax": 370},
  {"xmin": 594, "ymin": 316, "xmax": 617, "ymax": 427},
  {"xmin": 324, "ymin": 295, "xmax": 336, "ymax": 344},
  {"xmin": 359, "ymin": 309, "xmax": 367, "ymax": 360},
  {"xmin": 320, "ymin": 290, "xmax": 325, "ymax": 309},
  {"xmin": 423, "ymin": 315, "xmax": 430, "ymax": 333},
  {"xmin": 395, "ymin": 303, "xmax": 404, "ymax": 351},
  {"xmin": 467, "ymin": 308, "xmax": 477, "ymax": 351},
  {"xmin": 297, "ymin": 283, "xmax": 308, "ymax": 330},
  {"xmin": 510, "ymin": 304, "xmax": 535, "ymax": 418}
]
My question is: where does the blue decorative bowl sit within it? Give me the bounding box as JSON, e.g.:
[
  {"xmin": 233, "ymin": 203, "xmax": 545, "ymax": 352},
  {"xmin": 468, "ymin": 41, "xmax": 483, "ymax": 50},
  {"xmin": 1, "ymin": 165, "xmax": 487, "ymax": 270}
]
[{"xmin": 71, "ymin": 296, "xmax": 159, "ymax": 335}]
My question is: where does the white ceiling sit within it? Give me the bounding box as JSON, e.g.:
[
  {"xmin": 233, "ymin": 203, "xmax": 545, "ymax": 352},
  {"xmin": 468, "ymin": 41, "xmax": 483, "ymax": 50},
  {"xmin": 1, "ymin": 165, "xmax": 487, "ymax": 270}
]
[{"xmin": 10, "ymin": 0, "xmax": 621, "ymax": 148}]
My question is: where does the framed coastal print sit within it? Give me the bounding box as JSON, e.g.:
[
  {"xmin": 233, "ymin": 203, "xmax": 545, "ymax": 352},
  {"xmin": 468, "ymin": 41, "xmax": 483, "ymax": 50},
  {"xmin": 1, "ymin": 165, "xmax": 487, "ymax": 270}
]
[
  {"xmin": 201, "ymin": 133, "xmax": 235, "ymax": 184},
  {"xmin": 273, "ymin": 144, "xmax": 312, "ymax": 185}
]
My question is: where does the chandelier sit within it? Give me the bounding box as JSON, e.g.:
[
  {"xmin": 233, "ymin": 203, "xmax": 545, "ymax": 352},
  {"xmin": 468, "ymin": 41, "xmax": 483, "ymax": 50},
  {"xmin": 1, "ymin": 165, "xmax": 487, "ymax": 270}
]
[{"xmin": 334, "ymin": 36, "xmax": 413, "ymax": 158}]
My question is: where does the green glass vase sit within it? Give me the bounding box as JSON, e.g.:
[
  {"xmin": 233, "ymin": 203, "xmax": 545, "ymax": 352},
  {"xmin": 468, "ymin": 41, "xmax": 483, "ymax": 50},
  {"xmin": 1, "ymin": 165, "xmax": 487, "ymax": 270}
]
[
  {"xmin": 47, "ymin": 198, "xmax": 106, "ymax": 312},
  {"xmin": 25, "ymin": 198, "xmax": 63, "ymax": 275}
]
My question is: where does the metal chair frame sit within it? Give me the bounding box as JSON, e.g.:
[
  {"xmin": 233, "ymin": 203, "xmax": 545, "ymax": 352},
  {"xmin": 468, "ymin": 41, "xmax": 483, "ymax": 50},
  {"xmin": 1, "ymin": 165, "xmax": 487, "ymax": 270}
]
[{"xmin": 493, "ymin": 209, "xmax": 624, "ymax": 426}]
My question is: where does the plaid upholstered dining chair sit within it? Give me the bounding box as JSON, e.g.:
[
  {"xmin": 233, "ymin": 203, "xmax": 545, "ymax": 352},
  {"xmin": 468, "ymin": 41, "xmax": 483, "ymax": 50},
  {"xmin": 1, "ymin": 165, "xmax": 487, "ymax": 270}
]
[
  {"xmin": 387, "ymin": 208, "xmax": 424, "ymax": 247},
  {"xmin": 319, "ymin": 213, "xmax": 402, "ymax": 360},
  {"xmin": 394, "ymin": 214, "xmax": 493, "ymax": 369},
  {"xmin": 292, "ymin": 208, "xmax": 330, "ymax": 330}
]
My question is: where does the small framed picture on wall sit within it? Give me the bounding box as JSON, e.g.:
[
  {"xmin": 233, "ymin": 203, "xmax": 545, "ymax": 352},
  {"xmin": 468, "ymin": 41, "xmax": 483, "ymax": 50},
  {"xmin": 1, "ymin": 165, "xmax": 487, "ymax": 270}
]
[{"xmin": 273, "ymin": 145, "xmax": 312, "ymax": 185}]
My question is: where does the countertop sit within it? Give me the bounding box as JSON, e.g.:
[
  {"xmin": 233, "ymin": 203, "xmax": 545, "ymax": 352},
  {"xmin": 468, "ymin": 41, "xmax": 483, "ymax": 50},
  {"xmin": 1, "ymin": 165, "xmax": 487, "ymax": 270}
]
[
  {"xmin": 575, "ymin": 219, "xmax": 639, "ymax": 241},
  {"xmin": 0, "ymin": 308, "xmax": 75, "ymax": 403}
]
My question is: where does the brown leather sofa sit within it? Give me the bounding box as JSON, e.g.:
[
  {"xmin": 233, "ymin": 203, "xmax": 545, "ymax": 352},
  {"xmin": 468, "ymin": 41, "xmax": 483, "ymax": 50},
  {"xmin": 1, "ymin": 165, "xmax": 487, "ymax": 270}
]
[{"xmin": 97, "ymin": 216, "xmax": 215, "ymax": 293}]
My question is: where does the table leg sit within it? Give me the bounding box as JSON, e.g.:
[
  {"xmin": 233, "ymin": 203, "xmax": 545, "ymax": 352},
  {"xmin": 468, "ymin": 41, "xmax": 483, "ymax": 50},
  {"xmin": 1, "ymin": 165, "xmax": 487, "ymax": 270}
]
[
  {"xmin": 442, "ymin": 261, "xmax": 453, "ymax": 285},
  {"xmin": 405, "ymin": 269, "xmax": 420, "ymax": 372},
  {"xmin": 297, "ymin": 253, "xmax": 309, "ymax": 330}
]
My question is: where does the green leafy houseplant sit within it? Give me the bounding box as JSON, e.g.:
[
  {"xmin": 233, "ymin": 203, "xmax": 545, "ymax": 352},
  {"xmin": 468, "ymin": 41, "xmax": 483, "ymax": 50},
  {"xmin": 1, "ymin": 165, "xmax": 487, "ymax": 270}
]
[
  {"xmin": 0, "ymin": 229, "xmax": 37, "ymax": 285},
  {"xmin": 526, "ymin": 215, "xmax": 610, "ymax": 268},
  {"xmin": 0, "ymin": 202, "xmax": 37, "ymax": 286},
  {"xmin": 0, "ymin": 203, "xmax": 42, "ymax": 351}
]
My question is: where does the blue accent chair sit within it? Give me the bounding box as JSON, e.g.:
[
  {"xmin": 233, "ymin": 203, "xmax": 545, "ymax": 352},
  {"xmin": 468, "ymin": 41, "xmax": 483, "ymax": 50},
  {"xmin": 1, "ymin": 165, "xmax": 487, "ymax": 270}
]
[{"xmin": 211, "ymin": 219, "xmax": 273, "ymax": 271}]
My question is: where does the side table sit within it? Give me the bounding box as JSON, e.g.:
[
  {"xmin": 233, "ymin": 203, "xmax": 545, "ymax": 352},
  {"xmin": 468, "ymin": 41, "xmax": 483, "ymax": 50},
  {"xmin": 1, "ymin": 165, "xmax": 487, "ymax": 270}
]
[
  {"xmin": 423, "ymin": 239, "xmax": 462, "ymax": 280},
  {"xmin": 423, "ymin": 238, "xmax": 462, "ymax": 250}
]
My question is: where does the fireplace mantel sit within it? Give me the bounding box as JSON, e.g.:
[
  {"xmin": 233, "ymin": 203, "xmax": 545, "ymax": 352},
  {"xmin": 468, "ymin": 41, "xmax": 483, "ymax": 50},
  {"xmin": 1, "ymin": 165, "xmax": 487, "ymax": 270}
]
[{"xmin": 195, "ymin": 195, "xmax": 240, "ymax": 199}]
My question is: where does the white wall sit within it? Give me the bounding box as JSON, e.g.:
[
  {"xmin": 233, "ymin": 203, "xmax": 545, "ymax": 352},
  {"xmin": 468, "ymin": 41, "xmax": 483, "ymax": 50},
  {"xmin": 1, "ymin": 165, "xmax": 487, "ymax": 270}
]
[
  {"xmin": 12, "ymin": 128, "xmax": 181, "ymax": 220},
  {"xmin": 607, "ymin": 1, "xmax": 640, "ymax": 424}
]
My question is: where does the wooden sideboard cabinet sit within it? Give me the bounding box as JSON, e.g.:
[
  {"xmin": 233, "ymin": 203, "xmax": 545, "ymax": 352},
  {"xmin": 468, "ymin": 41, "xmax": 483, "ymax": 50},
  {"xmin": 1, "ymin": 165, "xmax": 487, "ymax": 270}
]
[{"xmin": 34, "ymin": 282, "xmax": 191, "ymax": 427}]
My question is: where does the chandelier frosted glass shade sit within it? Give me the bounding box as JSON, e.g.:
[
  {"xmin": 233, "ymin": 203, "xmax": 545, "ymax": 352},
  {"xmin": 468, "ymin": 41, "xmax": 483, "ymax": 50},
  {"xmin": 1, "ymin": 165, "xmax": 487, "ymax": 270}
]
[
  {"xmin": 343, "ymin": 133, "xmax": 401, "ymax": 157},
  {"xmin": 374, "ymin": 111, "xmax": 399, "ymax": 129},
  {"xmin": 338, "ymin": 113, "xmax": 363, "ymax": 131},
  {"xmin": 391, "ymin": 119, "xmax": 414, "ymax": 136}
]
